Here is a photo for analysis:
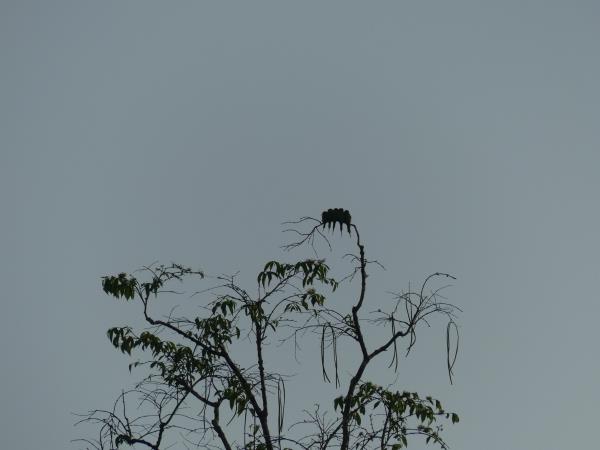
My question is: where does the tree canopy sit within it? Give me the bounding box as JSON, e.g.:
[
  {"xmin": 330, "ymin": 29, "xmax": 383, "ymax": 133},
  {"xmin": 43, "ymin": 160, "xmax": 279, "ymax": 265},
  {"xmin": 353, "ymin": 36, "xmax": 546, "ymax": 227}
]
[{"xmin": 76, "ymin": 210, "xmax": 460, "ymax": 450}]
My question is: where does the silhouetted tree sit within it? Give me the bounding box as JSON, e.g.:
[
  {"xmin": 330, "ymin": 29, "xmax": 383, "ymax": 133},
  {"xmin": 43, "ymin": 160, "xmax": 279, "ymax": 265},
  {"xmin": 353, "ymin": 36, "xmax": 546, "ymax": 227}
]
[{"xmin": 75, "ymin": 210, "xmax": 460, "ymax": 450}]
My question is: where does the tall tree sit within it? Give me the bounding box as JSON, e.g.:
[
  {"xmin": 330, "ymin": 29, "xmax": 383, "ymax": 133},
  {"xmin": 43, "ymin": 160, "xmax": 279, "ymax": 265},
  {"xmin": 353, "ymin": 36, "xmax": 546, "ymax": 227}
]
[{"xmin": 76, "ymin": 210, "xmax": 460, "ymax": 450}]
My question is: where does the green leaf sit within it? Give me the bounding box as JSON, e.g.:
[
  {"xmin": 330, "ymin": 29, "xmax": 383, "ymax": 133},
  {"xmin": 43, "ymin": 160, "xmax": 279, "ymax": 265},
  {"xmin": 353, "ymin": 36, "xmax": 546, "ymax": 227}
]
[{"xmin": 334, "ymin": 396, "xmax": 344, "ymax": 411}]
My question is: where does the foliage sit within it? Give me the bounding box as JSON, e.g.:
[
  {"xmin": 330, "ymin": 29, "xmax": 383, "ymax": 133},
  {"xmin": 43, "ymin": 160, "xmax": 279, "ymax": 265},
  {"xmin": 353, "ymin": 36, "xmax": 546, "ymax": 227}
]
[{"xmin": 75, "ymin": 213, "xmax": 460, "ymax": 450}]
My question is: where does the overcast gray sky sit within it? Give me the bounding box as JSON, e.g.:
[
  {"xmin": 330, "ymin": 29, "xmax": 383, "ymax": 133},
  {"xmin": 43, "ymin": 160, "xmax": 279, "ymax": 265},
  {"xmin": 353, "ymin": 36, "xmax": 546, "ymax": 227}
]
[{"xmin": 2, "ymin": 1, "xmax": 600, "ymax": 449}]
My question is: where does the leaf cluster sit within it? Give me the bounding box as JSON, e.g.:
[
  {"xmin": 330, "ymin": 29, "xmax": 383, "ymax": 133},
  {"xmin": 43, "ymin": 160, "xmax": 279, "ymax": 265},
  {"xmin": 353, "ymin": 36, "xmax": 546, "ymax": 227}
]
[
  {"xmin": 257, "ymin": 259, "xmax": 338, "ymax": 291},
  {"xmin": 333, "ymin": 382, "xmax": 458, "ymax": 448}
]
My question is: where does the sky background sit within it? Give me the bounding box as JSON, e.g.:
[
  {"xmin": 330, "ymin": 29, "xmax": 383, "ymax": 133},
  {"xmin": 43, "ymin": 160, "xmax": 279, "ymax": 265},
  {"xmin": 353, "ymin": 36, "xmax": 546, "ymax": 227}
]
[{"xmin": 2, "ymin": 1, "xmax": 600, "ymax": 449}]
